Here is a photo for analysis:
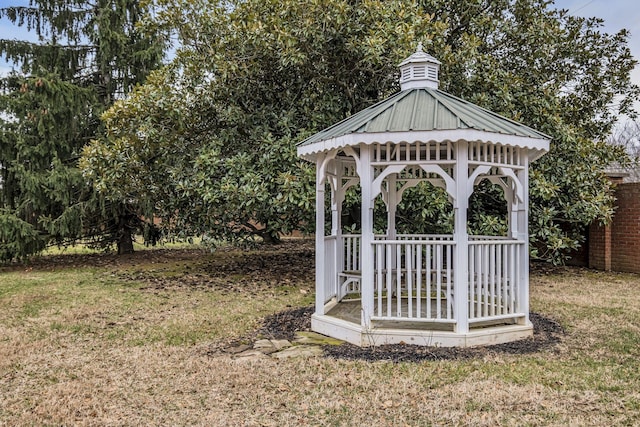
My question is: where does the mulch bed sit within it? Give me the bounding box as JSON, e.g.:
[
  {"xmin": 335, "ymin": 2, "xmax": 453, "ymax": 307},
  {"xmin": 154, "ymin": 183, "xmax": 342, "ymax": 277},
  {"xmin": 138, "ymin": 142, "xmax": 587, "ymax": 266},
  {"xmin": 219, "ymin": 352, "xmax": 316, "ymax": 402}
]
[
  {"xmin": 0, "ymin": 248, "xmax": 208, "ymax": 272},
  {"xmin": 258, "ymin": 307, "xmax": 565, "ymax": 363}
]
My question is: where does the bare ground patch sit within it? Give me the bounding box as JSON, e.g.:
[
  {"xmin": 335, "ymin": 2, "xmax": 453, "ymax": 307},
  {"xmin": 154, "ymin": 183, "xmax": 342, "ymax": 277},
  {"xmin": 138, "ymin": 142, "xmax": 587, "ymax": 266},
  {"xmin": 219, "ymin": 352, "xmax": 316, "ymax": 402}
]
[{"xmin": 111, "ymin": 240, "xmax": 315, "ymax": 295}]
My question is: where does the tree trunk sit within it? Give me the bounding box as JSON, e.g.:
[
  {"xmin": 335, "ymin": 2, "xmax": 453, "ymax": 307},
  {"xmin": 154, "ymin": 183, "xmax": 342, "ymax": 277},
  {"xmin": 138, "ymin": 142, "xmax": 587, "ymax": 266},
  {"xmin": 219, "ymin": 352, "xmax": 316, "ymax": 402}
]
[
  {"xmin": 117, "ymin": 226, "xmax": 134, "ymax": 255},
  {"xmin": 260, "ymin": 231, "xmax": 281, "ymax": 245}
]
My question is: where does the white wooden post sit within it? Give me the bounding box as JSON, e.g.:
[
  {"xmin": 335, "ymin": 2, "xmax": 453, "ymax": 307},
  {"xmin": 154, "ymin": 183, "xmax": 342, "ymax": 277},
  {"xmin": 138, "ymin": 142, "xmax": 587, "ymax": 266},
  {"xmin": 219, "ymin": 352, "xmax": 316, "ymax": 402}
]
[
  {"xmin": 516, "ymin": 156, "xmax": 530, "ymax": 325},
  {"xmin": 454, "ymin": 141, "xmax": 469, "ymax": 334},
  {"xmin": 387, "ymin": 174, "xmax": 398, "ymax": 281},
  {"xmin": 359, "ymin": 145, "xmax": 375, "ymax": 329},
  {"xmin": 505, "ymin": 184, "xmax": 517, "ymax": 239},
  {"xmin": 315, "ymin": 154, "xmax": 326, "ymax": 315},
  {"xmin": 387, "ymin": 174, "xmax": 397, "ymax": 240},
  {"xmin": 330, "ymin": 160, "xmax": 340, "ymax": 236},
  {"xmin": 333, "ymin": 160, "xmax": 344, "ymax": 283},
  {"xmin": 509, "ymin": 202, "xmax": 518, "ymax": 239}
]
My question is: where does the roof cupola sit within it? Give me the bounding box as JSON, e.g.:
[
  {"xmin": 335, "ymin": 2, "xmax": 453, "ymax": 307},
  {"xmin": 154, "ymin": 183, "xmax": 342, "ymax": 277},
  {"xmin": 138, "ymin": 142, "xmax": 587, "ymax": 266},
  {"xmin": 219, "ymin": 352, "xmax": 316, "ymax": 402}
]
[{"xmin": 398, "ymin": 42, "xmax": 441, "ymax": 91}]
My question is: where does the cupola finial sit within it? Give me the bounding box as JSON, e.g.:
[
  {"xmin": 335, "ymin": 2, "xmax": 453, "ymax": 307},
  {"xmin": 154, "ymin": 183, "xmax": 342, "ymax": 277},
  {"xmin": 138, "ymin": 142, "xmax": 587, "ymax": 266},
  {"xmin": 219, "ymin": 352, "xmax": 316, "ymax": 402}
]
[{"xmin": 398, "ymin": 43, "xmax": 441, "ymax": 90}]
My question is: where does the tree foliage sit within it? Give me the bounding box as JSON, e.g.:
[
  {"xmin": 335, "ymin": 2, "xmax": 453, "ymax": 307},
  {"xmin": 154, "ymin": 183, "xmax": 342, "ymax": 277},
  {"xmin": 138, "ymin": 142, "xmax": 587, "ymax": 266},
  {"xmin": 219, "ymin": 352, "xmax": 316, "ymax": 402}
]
[
  {"xmin": 0, "ymin": 0, "xmax": 165, "ymax": 260},
  {"xmin": 83, "ymin": 0, "xmax": 638, "ymax": 261}
]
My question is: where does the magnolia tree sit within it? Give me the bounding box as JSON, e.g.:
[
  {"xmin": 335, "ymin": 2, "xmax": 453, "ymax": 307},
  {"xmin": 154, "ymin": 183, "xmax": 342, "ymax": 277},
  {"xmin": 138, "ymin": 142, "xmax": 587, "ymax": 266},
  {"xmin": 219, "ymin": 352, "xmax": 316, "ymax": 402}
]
[{"xmin": 82, "ymin": 0, "xmax": 638, "ymax": 262}]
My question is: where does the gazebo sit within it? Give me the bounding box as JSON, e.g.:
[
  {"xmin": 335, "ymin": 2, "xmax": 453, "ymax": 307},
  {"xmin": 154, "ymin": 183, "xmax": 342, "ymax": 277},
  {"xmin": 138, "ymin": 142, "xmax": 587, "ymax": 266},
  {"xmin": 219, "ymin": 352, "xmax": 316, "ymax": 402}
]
[{"xmin": 297, "ymin": 45, "xmax": 551, "ymax": 347}]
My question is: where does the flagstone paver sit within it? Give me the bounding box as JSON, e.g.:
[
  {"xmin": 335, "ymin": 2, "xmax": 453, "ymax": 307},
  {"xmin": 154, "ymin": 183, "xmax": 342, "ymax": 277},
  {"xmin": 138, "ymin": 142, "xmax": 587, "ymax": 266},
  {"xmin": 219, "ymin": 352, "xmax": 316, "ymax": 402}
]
[
  {"xmin": 229, "ymin": 332, "xmax": 345, "ymax": 360},
  {"xmin": 270, "ymin": 345, "xmax": 324, "ymax": 359}
]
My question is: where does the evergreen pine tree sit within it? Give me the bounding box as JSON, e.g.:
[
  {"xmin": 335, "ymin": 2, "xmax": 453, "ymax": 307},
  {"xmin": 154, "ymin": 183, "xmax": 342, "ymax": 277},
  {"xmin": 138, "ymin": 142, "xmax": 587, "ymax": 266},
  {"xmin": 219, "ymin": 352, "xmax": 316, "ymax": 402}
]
[{"xmin": 0, "ymin": 1, "xmax": 165, "ymax": 260}]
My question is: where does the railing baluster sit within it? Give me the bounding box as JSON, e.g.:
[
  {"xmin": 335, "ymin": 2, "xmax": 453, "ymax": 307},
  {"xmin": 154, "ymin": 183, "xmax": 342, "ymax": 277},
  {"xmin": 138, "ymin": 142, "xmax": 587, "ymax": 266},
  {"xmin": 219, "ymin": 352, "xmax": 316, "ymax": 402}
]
[
  {"xmin": 509, "ymin": 243, "xmax": 515, "ymax": 314},
  {"xmin": 476, "ymin": 244, "xmax": 482, "ymax": 317},
  {"xmin": 515, "ymin": 244, "xmax": 520, "ymax": 312},
  {"xmin": 376, "ymin": 244, "xmax": 382, "ymax": 317},
  {"xmin": 489, "ymin": 243, "xmax": 497, "ymax": 316},
  {"xmin": 396, "ymin": 243, "xmax": 402, "ymax": 317},
  {"xmin": 496, "ymin": 243, "xmax": 502, "ymax": 315},
  {"xmin": 501, "ymin": 243, "xmax": 506, "ymax": 315},
  {"xmin": 407, "ymin": 244, "xmax": 413, "ymax": 318},
  {"xmin": 436, "ymin": 244, "xmax": 442, "ymax": 319},
  {"xmin": 446, "ymin": 244, "xmax": 452, "ymax": 319},
  {"xmin": 483, "ymin": 244, "xmax": 489, "ymax": 317},
  {"xmin": 416, "ymin": 243, "xmax": 422, "ymax": 318},
  {"xmin": 426, "ymin": 244, "xmax": 432, "ymax": 319},
  {"xmin": 386, "ymin": 243, "xmax": 392, "ymax": 317},
  {"xmin": 469, "ymin": 245, "xmax": 475, "ymax": 319}
]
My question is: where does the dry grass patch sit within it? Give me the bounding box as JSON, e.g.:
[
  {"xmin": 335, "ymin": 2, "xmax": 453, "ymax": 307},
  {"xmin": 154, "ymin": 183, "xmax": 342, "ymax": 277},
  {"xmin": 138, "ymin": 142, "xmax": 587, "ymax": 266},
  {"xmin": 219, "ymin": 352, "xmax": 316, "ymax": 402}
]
[
  {"xmin": 1, "ymin": 245, "xmax": 640, "ymax": 426},
  {"xmin": 4, "ymin": 350, "xmax": 634, "ymax": 426}
]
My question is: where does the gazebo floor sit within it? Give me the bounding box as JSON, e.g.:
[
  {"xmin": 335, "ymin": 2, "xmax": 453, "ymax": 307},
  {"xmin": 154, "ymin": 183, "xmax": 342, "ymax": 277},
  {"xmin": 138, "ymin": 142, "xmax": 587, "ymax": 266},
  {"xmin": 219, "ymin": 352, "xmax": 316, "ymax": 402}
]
[
  {"xmin": 327, "ymin": 299, "xmax": 455, "ymax": 331},
  {"xmin": 314, "ymin": 298, "xmax": 533, "ymax": 348}
]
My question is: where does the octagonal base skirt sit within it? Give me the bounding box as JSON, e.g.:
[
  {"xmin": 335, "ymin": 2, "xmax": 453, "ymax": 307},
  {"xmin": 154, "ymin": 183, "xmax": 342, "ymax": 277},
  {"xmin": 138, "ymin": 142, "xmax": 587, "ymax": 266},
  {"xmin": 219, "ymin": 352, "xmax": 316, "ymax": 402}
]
[{"xmin": 311, "ymin": 313, "xmax": 533, "ymax": 348}]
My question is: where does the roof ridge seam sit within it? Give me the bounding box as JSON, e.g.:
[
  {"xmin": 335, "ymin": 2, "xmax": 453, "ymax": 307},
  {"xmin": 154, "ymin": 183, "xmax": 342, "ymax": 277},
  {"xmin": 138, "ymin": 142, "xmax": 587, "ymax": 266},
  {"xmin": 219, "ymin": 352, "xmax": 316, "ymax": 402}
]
[
  {"xmin": 429, "ymin": 89, "xmax": 476, "ymax": 128},
  {"xmin": 433, "ymin": 89, "xmax": 552, "ymax": 139}
]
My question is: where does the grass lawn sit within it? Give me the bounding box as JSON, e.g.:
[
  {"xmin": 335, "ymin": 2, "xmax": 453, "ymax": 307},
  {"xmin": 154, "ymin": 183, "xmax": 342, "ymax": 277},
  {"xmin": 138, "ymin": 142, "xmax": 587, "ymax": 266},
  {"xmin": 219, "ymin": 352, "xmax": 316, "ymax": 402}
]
[{"xmin": 1, "ymin": 240, "xmax": 639, "ymax": 426}]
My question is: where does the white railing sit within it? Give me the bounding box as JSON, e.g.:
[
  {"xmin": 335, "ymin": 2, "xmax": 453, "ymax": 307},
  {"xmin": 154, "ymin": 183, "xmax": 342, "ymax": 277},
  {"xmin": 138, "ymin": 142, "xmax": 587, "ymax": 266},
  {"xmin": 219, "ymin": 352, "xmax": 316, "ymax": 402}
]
[
  {"xmin": 468, "ymin": 239, "xmax": 524, "ymax": 322},
  {"xmin": 469, "ymin": 235, "xmax": 510, "ymax": 241},
  {"xmin": 342, "ymin": 234, "xmax": 361, "ymax": 273},
  {"xmin": 397, "ymin": 234, "xmax": 453, "ymax": 241},
  {"xmin": 324, "ymin": 236, "xmax": 337, "ymax": 302},
  {"xmin": 372, "ymin": 239, "xmax": 456, "ymax": 322},
  {"xmin": 340, "ymin": 234, "xmax": 453, "ymax": 272},
  {"xmin": 373, "ymin": 141, "xmax": 455, "ymax": 163},
  {"xmin": 333, "ymin": 234, "xmax": 524, "ymax": 324}
]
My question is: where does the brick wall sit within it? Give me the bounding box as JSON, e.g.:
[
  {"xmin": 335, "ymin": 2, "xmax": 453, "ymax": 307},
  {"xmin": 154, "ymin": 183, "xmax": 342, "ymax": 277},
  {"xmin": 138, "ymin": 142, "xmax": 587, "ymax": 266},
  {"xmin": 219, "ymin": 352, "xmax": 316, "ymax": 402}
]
[
  {"xmin": 609, "ymin": 182, "xmax": 640, "ymax": 273},
  {"xmin": 588, "ymin": 221, "xmax": 610, "ymax": 270},
  {"xmin": 589, "ymin": 182, "xmax": 640, "ymax": 273}
]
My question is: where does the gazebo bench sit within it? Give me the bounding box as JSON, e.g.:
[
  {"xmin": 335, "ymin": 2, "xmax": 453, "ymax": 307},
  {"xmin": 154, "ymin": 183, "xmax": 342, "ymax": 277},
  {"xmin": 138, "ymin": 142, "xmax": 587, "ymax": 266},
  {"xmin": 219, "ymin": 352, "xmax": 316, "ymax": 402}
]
[{"xmin": 338, "ymin": 269, "xmax": 452, "ymax": 298}]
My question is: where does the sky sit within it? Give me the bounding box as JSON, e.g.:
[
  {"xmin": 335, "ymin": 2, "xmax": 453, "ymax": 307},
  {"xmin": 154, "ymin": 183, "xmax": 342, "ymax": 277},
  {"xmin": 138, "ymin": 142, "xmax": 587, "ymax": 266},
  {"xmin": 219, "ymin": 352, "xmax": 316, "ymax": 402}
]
[
  {"xmin": 0, "ymin": 1, "xmax": 640, "ymax": 104},
  {"xmin": 0, "ymin": 0, "xmax": 35, "ymax": 76},
  {"xmin": 554, "ymin": 0, "xmax": 640, "ymax": 113}
]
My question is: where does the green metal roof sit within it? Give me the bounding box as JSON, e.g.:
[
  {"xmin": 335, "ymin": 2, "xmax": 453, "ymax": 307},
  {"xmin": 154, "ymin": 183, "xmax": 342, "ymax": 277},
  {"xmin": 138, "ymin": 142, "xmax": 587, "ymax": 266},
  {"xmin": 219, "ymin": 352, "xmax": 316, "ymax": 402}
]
[{"xmin": 298, "ymin": 87, "xmax": 551, "ymax": 148}]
